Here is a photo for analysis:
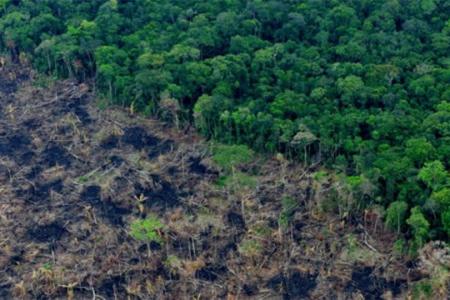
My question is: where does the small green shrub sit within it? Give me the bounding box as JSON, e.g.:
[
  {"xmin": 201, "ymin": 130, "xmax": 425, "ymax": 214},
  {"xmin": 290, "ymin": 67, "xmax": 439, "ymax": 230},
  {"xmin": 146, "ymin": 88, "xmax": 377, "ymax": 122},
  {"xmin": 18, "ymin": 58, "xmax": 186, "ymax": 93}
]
[
  {"xmin": 313, "ymin": 170, "xmax": 328, "ymax": 181},
  {"xmin": 96, "ymin": 97, "xmax": 110, "ymax": 111},
  {"xmin": 442, "ymin": 209, "xmax": 450, "ymax": 236},
  {"xmin": 215, "ymin": 172, "xmax": 257, "ymax": 189},
  {"xmin": 412, "ymin": 280, "xmax": 433, "ymax": 299},
  {"xmin": 76, "ymin": 175, "xmax": 89, "ymax": 184},
  {"xmin": 212, "ymin": 144, "xmax": 254, "ymax": 171},
  {"xmin": 32, "ymin": 73, "xmax": 57, "ymax": 88},
  {"xmin": 251, "ymin": 223, "xmax": 272, "ymax": 239},
  {"xmin": 164, "ymin": 255, "xmax": 182, "ymax": 275},
  {"xmin": 278, "ymin": 196, "xmax": 298, "ymax": 228},
  {"xmin": 238, "ymin": 238, "xmax": 263, "ymax": 258},
  {"xmin": 392, "ymin": 238, "xmax": 406, "ymax": 256},
  {"xmin": 130, "ymin": 215, "xmax": 164, "ymax": 244}
]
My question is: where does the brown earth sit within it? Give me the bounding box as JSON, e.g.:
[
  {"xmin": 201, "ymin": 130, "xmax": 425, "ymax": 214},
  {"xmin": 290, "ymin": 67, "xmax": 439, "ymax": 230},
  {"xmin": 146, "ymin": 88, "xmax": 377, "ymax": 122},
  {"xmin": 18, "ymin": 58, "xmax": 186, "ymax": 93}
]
[{"xmin": 0, "ymin": 64, "xmax": 441, "ymax": 299}]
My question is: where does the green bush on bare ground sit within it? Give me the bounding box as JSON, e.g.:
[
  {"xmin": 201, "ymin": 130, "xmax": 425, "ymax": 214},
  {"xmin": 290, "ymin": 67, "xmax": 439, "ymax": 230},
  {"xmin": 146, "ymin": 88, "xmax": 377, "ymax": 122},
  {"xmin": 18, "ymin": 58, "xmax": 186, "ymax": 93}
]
[
  {"xmin": 211, "ymin": 144, "xmax": 254, "ymax": 171},
  {"xmin": 130, "ymin": 215, "xmax": 165, "ymax": 255}
]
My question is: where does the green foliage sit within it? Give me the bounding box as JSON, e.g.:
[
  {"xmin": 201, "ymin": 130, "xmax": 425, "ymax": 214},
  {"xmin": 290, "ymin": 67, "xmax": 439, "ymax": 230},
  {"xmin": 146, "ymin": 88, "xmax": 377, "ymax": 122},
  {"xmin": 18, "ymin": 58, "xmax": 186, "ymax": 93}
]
[
  {"xmin": 412, "ymin": 280, "xmax": 433, "ymax": 299},
  {"xmin": 212, "ymin": 144, "xmax": 253, "ymax": 171},
  {"xmin": 392, "ymin": 238, "xmax": 407, "ymax": 256},
  {"xmin": 442, "ymin": 210, "xmax": 450, "ymax": 236},
  {"xmin": 431, "ymin": 188, "xmax": 450, "ymax": 208},
  {"xmin": 313, "ymin": 170, "xmax": 328, "ymax": 181},
  {"xmin": 407, "ymin": 207, "xmax": 430, "ymax": 250},
  {"xmin": 0, "ymin": 0, "xmax": 10, "ymax": 11},
  {"xmin": 418, "ymin": 161, "xmax": 448, "ymax": 189},
  {"xmin": 130, "ymin": 216, "xmax": 164, "ymax": 244},
  {"xmin": 405, "ymin": 138, "xmax": 435, "ymax": 166},
  {"xmin": 278, "ymin": 196, "xmax": 298, "ymax": 228},
  {"xmin": 164, "ymin": 255, "xmax": 182, "ymax": 275},
  {"xmin": 42, "ymin": 262, "xmax": 53, "ymax": 271},
  {"xmin": 385, "ymin": 201, "xmax": 408, "ymax": 233},
  {"xmin": 238, "ymin": 238, "xmax": 263, "ymax": 258},
  {"xmin": 343, "ymin": 234, "xmax": 378, "ymax": 263},
  {"xmin": 216, "ymin": 172, "xmax": 257, "ymax": 190}
]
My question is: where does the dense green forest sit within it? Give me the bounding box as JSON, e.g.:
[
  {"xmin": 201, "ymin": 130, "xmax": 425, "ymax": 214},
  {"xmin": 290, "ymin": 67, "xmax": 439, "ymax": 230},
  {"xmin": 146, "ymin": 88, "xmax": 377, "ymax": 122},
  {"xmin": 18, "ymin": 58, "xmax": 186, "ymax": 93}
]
[{"xmin": 0, "ymin": 0, "xmax": 449, "ymax": 248}]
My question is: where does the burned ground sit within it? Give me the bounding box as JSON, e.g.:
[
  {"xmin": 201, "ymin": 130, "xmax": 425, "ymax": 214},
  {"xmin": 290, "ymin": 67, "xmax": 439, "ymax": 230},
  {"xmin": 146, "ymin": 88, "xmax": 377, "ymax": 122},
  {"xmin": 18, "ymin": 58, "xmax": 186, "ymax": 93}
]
[{"xmin": 0, "ymin": 65, "xmax": 435, "ymax": 299}]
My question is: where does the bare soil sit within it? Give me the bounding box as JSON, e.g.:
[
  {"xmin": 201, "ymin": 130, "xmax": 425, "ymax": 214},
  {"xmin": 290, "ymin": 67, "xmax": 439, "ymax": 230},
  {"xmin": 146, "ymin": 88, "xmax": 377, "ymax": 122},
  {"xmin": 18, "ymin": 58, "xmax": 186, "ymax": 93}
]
[{"xmin": 0, "ymin": 65, "xmax": 433, "ymax": 299}]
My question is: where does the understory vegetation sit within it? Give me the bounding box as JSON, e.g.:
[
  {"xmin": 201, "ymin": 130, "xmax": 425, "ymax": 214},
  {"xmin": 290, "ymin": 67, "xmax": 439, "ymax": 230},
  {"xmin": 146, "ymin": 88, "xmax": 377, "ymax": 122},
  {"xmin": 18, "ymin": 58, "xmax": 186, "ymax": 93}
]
[{"xmin": 1, "ymin": 0, "xmax": 449, "ymax": 248}]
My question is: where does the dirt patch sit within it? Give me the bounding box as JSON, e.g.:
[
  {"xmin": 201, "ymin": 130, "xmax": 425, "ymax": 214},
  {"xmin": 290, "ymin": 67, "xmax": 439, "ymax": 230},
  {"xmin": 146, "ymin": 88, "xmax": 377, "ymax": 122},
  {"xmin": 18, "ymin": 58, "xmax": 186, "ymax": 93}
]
[
  {"xmin": 41, "ymin": 143, "xmax": 72, "ymax": 168},
  {"xmin": 135, "ymin": 175, "xmax": 179, "ymax": 210},
  {"xmin": 189, "ymin": 156, "xmax": 219, "ymax": 176},
  {"xmin": 80, "ymin": 185, "xmax": 102, "ymax": 206},
  {"xmin": 97, "ymin": 275, "xmax": 126, "ymax": 298},
  {"xmin": 25, "ymin": 166, "xmax": 42, "ymax": 180},
  {"xmin": 19, "ymin": 179, "xmax": 64, "ymax": 203},
  {"xmin": 267, "ymin": 271, "xmax": 317, "ymax": 299},
  {"xmin": 242, "ymin": 283, "xmax": 258, "ymax": 296},
  {"xmin": 0, "ymin": 78, "xmax": 17, "ymax": 94},
  {"xmin": 27, "ymin": 223, "xmax": 66, "ymax": 243},
  {"xmin": 148, "ymin": 139, "xmax": 175, "ymax": 159},
  {"xmin": 100, "ymin": 135, "xmax": 119, "ymax": 149},
  {"xmin": 0, "ymin": 283, "xmax": 11, "ymax": 299},
  {"xmin": 121, "ymin": 126, "xmax": 160, "ymax": 150},
  {"xmin": 227, "ymin": 211, "xmax": 245, "ymax": 229},
  {"xmin": 23, "ymin": 118, "xmax": 42, "ymax": 130},
  {"xmin": 219, "ymin": 242, "xmax": 238, "ymax": 258},
  {"xmin": 99, "ymin": 199, "xmax": 130, "ymax": 226},
  {"xmin": 195, "ymin": 265, "xmax": 228, "ymax": 282},
  {"xmin": 72, "ymin": 103, "xmax": 91, "ymax": 124},
  {"xmin": 345, "ymin": 266, "xmax": 407, "ymax": 299},
  {"xmin": 0, "ymin": 132, "xmax": 31, "ymax": 157},
  {"xmin": 287, "ymin": 271, "xmax": 317, "ymax": 299},
  {"xmin": 109, "ymin": 155, "xmax": 125, "ymax": 167}
]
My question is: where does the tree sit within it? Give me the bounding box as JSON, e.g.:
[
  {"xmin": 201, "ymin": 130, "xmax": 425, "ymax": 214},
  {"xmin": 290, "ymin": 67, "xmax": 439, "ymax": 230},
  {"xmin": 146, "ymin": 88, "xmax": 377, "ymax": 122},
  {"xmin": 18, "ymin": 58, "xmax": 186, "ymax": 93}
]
[
  {"xmin": 405, "ymin": 137, "xmax": 435, "ymax": 166},
  {"xmin": 336, "ymin": 75, "xmax": 366, "ymax": 107},
  {"xmin": 423, "ymin": 101, "xmax": 450, "ymax": 138},
  {"xmin": 193, "ymin": 94, "xmax": 231, "ymax": 138},
  {"xmin": 167, "ymin": 44, "xmax": 200, "ymax": 64},
  {"xmin": 35, "ymin": 38, "xmax": 57, "ymax": 73},
  {"xmin": 134, "ymin": 69, "xmax": 172, "ymax": 110},
  {"xmin": 95, "ymin": 45, "xmax": 129, "ymax": 100},
  {"xmin": 385, "ymin": 201, "xmax": 408, "ymax": 233},
  {"xmin": 0, "ymin": 11, "xmax": 33, "ymax": 60},
  {"xmin": 406, "ymin": 207, "xmax": 430, "ymax": 249},
  {"xmin": 431, "ymin": 188, "xmax": 450, "ymax": 209},
  {"xmin": 29, "ymin": 13, "xmax": 63, "ymax": 42},
  {"xmin": 418, "ymin": 161, "xmax": 448, "ymax": 189},
  {"xmin": 409, "ymin": 75, "xmax": 438, "ymax": 108},
  {"xmin": 0, "ymin": 0, "xmax": 10, "ymax": 13},
  {"xmin": 290, "ymin": 125, "xmax": 319, "ymax": 163},
  {"xmin": 269, "ymin": 90, "xmax": 306, "ymax": 120},
  {"xmin": 94, "ymin": 0, "xmax": 123, "ymax": 44},
  {"xmin": 215, "ymin": 11, "xmax": 239, "ymax": 38},
  {"xmin": 276, "ymin": 12, "xmax": 305, "ymax": 41},
  {"xmin": 179, "ymin": 62, "xmax": 212, "ymax": 100},
  {"xmin": 442, "ymin": 209, "xmax": 450, "ymax": 236}
]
